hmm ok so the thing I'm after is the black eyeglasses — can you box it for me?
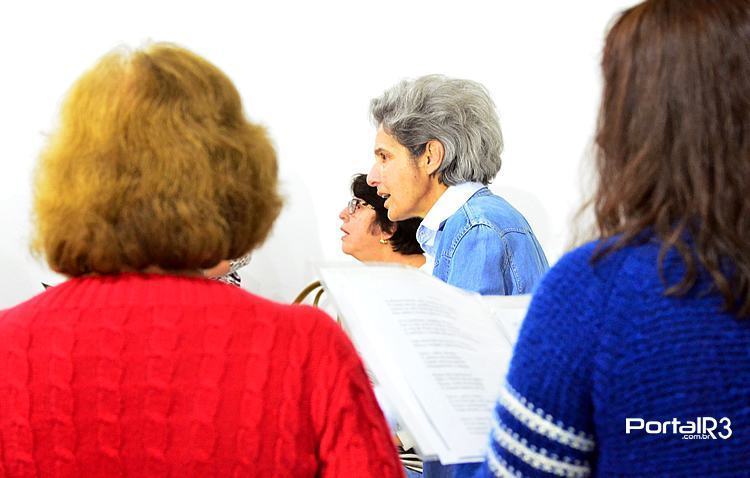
[347,198,376,215]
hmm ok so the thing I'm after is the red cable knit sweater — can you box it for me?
[0,274,403,477]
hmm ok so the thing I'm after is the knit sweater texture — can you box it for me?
[465,240,750,478]
[0,274,404,477]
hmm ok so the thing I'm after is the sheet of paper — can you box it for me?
[319,263,530,464]
[482,294,530,369]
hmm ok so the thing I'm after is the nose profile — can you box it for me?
[367,162,381,187]
[339,207,349,221]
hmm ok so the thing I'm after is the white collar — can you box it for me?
[417,182,484,252]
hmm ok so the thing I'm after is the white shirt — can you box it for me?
[416,182,485,259]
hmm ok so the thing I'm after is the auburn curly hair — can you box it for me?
[32,43,282,275]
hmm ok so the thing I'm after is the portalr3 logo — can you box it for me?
[625,417,732,440]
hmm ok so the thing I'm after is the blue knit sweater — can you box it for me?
[460,240,750,477]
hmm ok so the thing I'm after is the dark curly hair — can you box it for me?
[350,174,423,255]
[592,0,750,316]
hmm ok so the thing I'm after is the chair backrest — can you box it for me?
[293,280,325,307]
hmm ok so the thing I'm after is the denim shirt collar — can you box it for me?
[417,181,485,257]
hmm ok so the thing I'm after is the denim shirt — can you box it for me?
[416,187,550,477]
[426,187,549,296]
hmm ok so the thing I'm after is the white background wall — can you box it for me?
[0,0,635,308]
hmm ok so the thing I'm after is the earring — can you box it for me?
[379,237,389,245]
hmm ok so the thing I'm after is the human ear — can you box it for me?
[381,223,396,240]
[423,139,445,175]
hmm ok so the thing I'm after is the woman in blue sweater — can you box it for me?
[463,0,750,476]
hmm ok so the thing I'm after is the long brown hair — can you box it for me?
[593,0,750,316]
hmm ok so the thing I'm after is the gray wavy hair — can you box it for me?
[370,74,503,186]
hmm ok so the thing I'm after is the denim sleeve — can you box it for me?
[446,225,548,296]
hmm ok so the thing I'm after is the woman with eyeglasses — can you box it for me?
[337,173,428,476]
[339,173,426,269]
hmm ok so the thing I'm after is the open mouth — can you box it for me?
[378,192,391,207]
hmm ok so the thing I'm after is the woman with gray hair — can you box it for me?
[367,74,548,294]
[367,75,549,476]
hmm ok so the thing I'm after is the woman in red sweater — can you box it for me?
[0,43,403,478]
